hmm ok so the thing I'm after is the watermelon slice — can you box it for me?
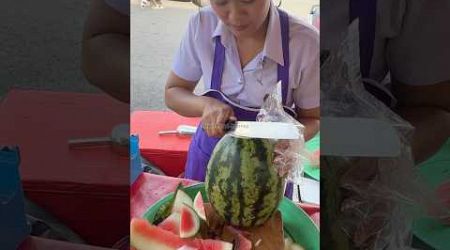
[153,201,173,225]
[193,192,207,221]
[199,239,233,250]
[180,203,201,238]
[131,218,232,250]
[177,246,199,250]
[130,218,186,250]
[172,188,193,214]
[158,212,181,235]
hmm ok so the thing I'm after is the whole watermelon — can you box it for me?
[205,134,284,228]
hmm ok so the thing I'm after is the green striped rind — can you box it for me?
[205,135,284,228]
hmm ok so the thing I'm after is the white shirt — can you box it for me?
[172,4,320,109]
[370,0,450,85]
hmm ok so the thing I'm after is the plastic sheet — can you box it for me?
[321,21,447,249]
[256,83,309,184]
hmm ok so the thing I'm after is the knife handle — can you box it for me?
[223,119,237,133]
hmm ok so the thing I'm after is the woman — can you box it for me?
[369,0,450,163]
[164,0,320,188]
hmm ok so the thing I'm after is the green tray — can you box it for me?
[413,138,450,250]
[304,133,320,180]
[143,183,320,250]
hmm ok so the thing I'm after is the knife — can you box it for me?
[67,124,129,156]
[159,125,197,136]
[321,117,401,157]
[224,120,300,140]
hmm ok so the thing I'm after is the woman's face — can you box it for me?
[210,0,271,38]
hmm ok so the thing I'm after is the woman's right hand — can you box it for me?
[201,97,235,138]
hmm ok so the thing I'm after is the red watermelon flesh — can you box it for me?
[131,218,233,250]
[310,212,321,228]
[131,218,187,250]
[193,192,207,221]
[199,239,233,250]
[180,204,200,238]
[176,246,199,250]
[158,212,181,235]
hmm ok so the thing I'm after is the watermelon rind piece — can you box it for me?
[131,218,233,250]
[177,246,199,250]
[172,189,194,214]
[153,201,173,225]
[193,191,207,221]
[154,183,186,224]
[180,203,201,239]
[200,239,233,250]
[158,212,181,235]
[130,218,185,250]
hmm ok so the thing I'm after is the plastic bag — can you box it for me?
[321,20,443,250]
[256,82,309,185]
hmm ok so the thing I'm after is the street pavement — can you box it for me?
[1,0,94,101]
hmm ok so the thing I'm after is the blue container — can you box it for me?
[0,146,30,249]
[130,135,143,184]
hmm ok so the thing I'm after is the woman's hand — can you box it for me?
[201,98,235,138]
[165,71,235,138]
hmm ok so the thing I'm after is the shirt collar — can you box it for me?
[262,3,284,66]
[212,20,232,49]
[211,3,284,66]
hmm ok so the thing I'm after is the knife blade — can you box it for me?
[321,117,401,157]
[224,120,300,140]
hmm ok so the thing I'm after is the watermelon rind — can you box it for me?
[130,218,184,250]
[180,203,200,238]
[153,201,173,225]
[158,212,181,235]
[173,189,193,214]
[205,136,284,227]
[153,183,185,224]
[193,191,207,221]
[177,246,198,250]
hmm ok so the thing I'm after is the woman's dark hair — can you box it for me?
[193,0,282,8]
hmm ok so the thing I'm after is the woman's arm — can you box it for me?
[165,71,208,117]
[296,107,320,142]
[81,0,130,103]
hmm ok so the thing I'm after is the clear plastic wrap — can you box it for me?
[321,21,446,249]
[256,83,309,185]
